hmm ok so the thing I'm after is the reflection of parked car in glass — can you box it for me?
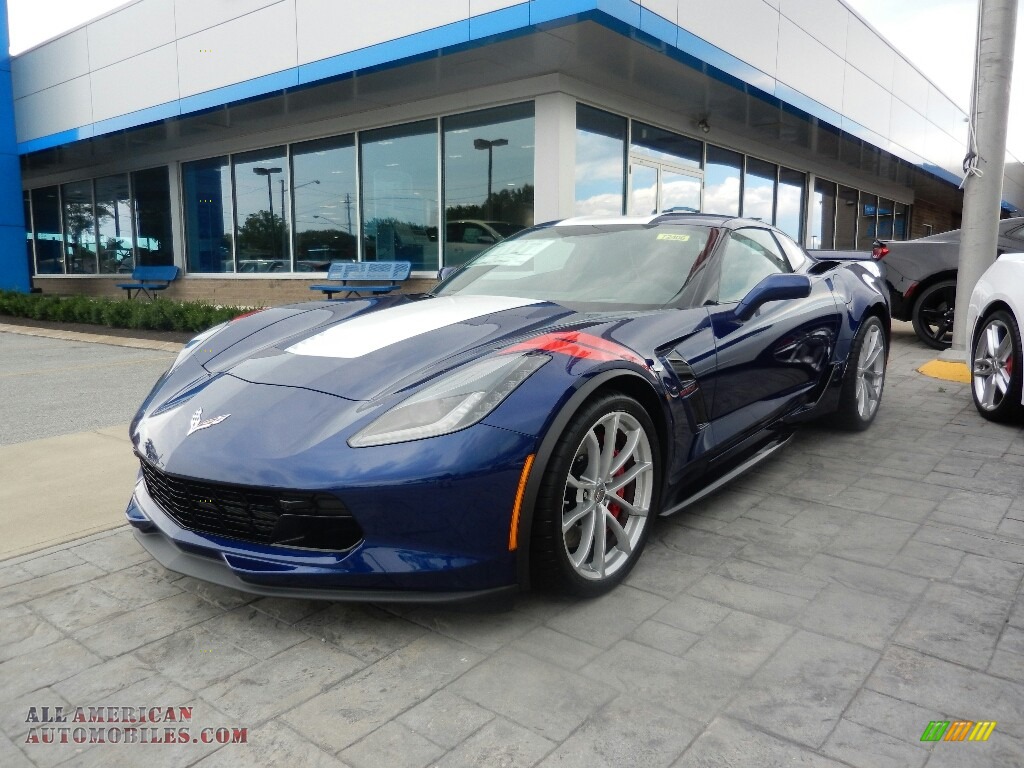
[446,220,524,265]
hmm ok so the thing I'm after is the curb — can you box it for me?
[0,322,183,352]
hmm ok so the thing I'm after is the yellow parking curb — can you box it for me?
[917,359,971,384]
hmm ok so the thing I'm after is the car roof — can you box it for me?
[551,212,774,231]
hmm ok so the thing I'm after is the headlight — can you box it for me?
[348,353,549,447]
[168,322,228,373]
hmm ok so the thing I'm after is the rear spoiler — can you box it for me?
[807,240,887,262]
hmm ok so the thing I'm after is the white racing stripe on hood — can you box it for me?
[286,295,543,358]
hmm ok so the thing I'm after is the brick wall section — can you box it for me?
[909,199,961,239]
[31,277,440,308]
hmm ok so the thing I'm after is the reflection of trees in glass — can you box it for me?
[238,210,284,253]
[64,200,108,274]
[446,184,534,225]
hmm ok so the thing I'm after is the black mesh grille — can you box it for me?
[140,459,362,551]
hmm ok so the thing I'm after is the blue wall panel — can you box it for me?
[0,0,28,291]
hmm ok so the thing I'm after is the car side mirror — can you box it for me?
[734,273,811,321]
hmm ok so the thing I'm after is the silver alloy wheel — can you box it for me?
[856,323,885,420]
[561,411,654,581]
[973,318,1014,411]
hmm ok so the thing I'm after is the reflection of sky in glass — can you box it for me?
[629,164,658,215]
[362,124,438,228]
[743,160,775,223]
[705,146,741,216]
[234,147,290,267]
[810,180,837,249]
[293,136,356,236]
[631,122,701,169]
[575,106,626,217]
[776,170,804,241]
[361,121,439,270]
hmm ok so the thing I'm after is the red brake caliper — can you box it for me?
[606,450,629,523]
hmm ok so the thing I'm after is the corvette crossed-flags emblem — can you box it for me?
[187,408,230,436]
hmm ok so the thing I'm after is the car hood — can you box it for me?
[205,294,582,401]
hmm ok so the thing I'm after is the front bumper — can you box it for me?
[126,423,536,601]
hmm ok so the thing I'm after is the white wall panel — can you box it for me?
[677,0,779,78]
[471,0,526,15]
[926,86,964,141]
[174,0,284,39]
[11,28,90,99]
[14,77,93,141]
[87,0,177,71]
[91,44,180,123]
[297,0,467,66]
[891,57,928,116]
[888,97,928,157]
[641,0,677,23]
[845,16,894,90]
[779,0,847,58]
[178,2,298,98]
[776,18,845,114]
[842,63,891,138]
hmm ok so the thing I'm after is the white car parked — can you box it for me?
[966,253,1024,421]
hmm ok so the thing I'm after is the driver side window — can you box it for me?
[717,228,790,303]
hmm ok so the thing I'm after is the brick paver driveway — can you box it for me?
[2,323,1023,767]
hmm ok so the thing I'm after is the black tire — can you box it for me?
[832,315,887,431]
[971,309,1023,423]
[912,279,956,350]
[530,393,660,597]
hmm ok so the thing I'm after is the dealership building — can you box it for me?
[1,0,1022,304]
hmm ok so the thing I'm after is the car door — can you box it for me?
[704,227,842,449]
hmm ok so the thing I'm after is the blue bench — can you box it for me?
[116,265,180,300]
[309,261,411,299]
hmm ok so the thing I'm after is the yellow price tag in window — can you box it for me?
[656,233,690,242]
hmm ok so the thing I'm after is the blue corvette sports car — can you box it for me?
[127,214,889,601]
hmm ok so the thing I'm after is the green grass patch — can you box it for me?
[0,291,251,334]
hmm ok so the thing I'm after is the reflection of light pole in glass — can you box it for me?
[473,138,507,219]
[253,166,282,258]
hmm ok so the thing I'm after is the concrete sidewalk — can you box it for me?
[1,327,175,557]
[1,322,1022,768]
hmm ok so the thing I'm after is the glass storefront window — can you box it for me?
[95,174,134,274]
[810,179,837,249]
[361,120,439,271]
[631,122,701,169]
[743,157,776,223]
[836,186,859,249]
[183,156,233,273]
[704,145,742,216]
[877,197,895,240]
[894,202,908,240]
[776,168,805,241]
[858,194,878,250]
[575,105,626,216]
[234,147,290,273]
[132,167,173,267]
[292,135,358,270]
[443,103,535,267]
[61,180,96,274]
[23,190,33,277]
[31,187,62,274]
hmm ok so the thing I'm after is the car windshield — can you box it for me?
[435,223,716,310]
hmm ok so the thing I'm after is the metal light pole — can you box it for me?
[950,0,1017,356]
[474,138,508,218]
[252,166,282,258]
